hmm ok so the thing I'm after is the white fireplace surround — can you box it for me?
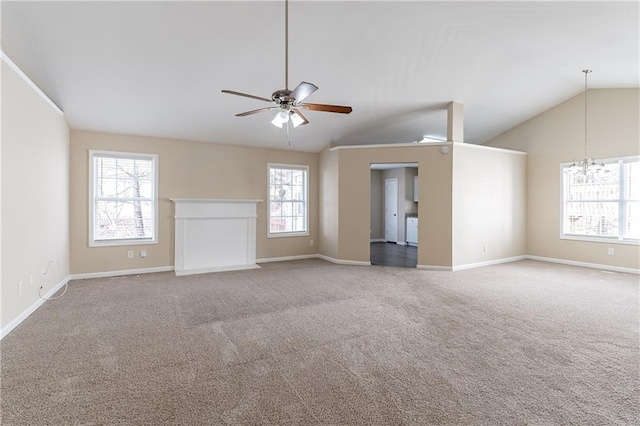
[170,198,262,276]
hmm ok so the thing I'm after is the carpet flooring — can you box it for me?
[1,259,638,425]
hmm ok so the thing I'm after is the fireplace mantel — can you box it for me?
[170,198,262,276]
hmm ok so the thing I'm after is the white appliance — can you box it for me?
[406,217,418,246]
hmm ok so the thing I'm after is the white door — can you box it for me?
[385,178,398,242]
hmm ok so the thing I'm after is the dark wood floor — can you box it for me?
[370,242,417,268]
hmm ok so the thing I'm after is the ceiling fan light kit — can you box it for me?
[221,0,352,136]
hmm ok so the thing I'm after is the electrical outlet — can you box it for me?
[483,245,488,252]
[310,239,314,246]
[18,281,23,296]
[607,248,615,256]
[127,250,134,259]
[140,249,147,258]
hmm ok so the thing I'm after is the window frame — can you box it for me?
[559,155,639,245]
[267,163,309,238]
[89,149,159,247]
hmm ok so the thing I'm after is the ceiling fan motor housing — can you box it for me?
[272,89,294,107]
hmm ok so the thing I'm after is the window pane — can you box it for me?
[566,165,619,201]
[282,202,293,216]
[625,202,640,239]
[270,216,290,233]
[565,201,618,237]
[138,179,153,199]
[270,201,282,216]
[97,177,117,198]
[292,184,303,200]
[625,162,640,200]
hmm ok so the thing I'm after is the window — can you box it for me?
[561,156,639,243]
[89,150,158,246]
[268,164,308,237]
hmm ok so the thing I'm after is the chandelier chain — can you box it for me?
[583,69,591,158]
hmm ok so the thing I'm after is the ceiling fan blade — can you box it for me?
[236,107,277,117]
[301,103,353,114]
[290,81,318,104]
[291,109,309,126]
[221,90,272,103]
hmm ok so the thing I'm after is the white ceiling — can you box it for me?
[2,1,638,153]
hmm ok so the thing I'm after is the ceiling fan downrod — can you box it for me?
[284,0,289,90]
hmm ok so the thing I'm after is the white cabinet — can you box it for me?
[406,217,418,246]
[413,176,419,202]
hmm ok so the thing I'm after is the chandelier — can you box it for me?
[569,70,607,175]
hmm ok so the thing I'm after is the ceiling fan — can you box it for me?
[221,0,352,129]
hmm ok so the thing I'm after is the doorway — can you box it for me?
[370,163,419,268]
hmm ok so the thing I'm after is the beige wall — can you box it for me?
[1,60,70,331]
[332,145,453,267]
[369,169,384,240]
[486,89,639,270]
[70,130,318,274]
[318,144,339,259]
[452,144,527,266]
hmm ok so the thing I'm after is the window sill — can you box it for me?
[560,235,639,246]
[89,239,158,248]
[268,232,309,239]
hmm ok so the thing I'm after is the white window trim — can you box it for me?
[559,155,639,245]
[267,163,309,238]
[89,150,159,247]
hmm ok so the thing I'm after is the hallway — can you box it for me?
[370,242,417,268]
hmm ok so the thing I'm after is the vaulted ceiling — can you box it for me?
[2,1,638,152]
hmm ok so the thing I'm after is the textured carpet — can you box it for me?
[1,259,638,425]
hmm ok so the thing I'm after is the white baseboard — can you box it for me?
[175,264,260,276]
[318,255,371,266]
[525,255,639,275]
[70,266,174,280]
[416,264,453,271]
[257,254,319,263]
[396,241,407,246]
[452,256,527,271]
[1,275,70,340]
[370,238,386,243]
